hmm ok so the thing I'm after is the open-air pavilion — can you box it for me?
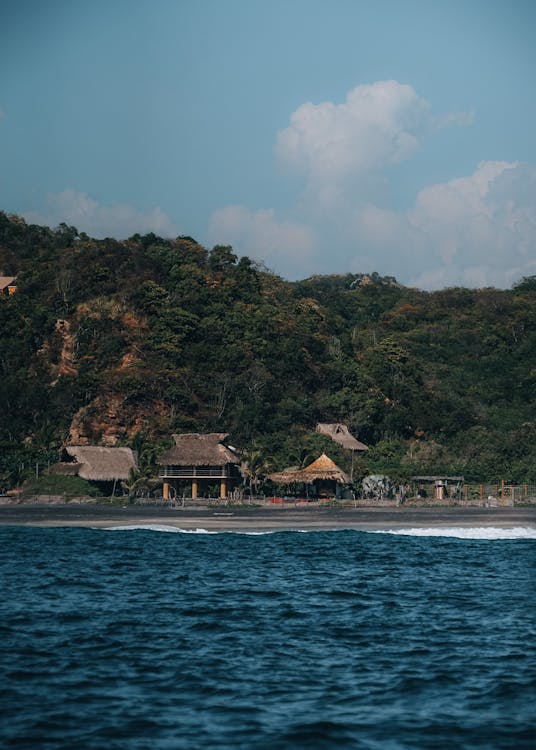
[268,452,351,499]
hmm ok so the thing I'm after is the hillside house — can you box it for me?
[316,423,368,451]
[0,276,17,295]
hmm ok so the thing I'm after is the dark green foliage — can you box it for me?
[1,211,536,486]
[22,474,102,498]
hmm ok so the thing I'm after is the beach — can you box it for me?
[1,503,535,532]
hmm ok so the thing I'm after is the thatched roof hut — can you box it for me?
[157,433,239,467]
[268,453,350,485]
[316,423,368,451]
[158,433,241,500]
[0,276,17,294]
[50,446,137,481]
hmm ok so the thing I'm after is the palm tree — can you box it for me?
[242,448,272,497]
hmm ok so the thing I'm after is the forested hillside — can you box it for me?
[1,211,535,487]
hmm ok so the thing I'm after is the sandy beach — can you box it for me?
[0,503,535,532]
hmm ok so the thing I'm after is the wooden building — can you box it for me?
[50,445,137,494]
[268,452,350,498]
[0,276,17,295]
[158,433,241,500]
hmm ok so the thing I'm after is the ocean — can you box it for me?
[1,525,535,749]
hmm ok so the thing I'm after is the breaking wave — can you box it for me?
[101,524,536,540]
[377,526,536,540]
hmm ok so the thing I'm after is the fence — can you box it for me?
[11,484,536,508]
[463,484,536,505]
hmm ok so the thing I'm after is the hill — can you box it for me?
[1,211,536,487]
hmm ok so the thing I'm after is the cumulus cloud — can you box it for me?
[24,189,178,238]
[343,161,536,289]
[208,81,534,289]
[275,80,469,184]
[408,161,536,288]
[208,205,316,277]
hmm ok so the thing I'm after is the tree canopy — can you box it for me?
[1,211,535,488]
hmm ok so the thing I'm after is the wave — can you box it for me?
[102,524,276,535]
[375,526,536,540]
[100,524,536,540]
[103,525,217,534]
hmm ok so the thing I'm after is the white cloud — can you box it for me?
[24,189,178,238]
[208,205,316,277]
[207,81,534,290]
[344,161,536,289]
[408,161,536,288]
[275,81,470,185]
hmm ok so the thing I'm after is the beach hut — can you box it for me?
[158,433,241,500]
[50,445,137,495]
[268,453,350,498]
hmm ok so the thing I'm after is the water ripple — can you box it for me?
[0,527,534,749]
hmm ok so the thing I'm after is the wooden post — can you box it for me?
[163,482,170,501]
[220,479,227,499]
[192,479,198,499]
[501,479,505,507]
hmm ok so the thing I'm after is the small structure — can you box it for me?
[268,453,350,498]
[50,445,137,494]
[0,276,17,295]
[411,475,464,500]
[158,433,241,500]
[316,423,368,451]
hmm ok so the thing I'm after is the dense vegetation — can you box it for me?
[1,211,536,488]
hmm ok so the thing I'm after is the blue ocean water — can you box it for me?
[1,526,535,750]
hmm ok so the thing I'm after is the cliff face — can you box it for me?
[51,319,78,382]
[66,394,173,446]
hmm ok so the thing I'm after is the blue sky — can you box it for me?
[1,0,535,289]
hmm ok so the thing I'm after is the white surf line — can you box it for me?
[374,526,536,540]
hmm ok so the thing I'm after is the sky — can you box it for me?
[1,0,535,289]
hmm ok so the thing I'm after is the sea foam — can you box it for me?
[101,524,536,540]
[103,524,218,534]
[102,525,277,535]
[376,526,536,540]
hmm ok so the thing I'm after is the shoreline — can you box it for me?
[1,504,535,532]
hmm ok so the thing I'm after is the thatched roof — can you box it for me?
[316,423,368,451]
[50,446,137,481]
[268,453,350,485]
[158,433,239,466]
[0,276,16,291]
